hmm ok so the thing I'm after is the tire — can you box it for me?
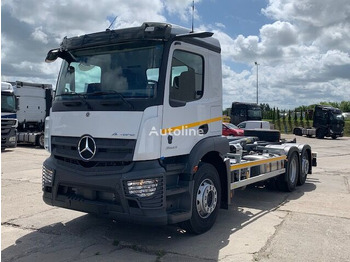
[180,163,221,234]
[331,135,337,139]
[316,128,324,139]
[298,150,309,186]
[293,128,302,136]
[36,134,45,148]
[244,129,280,142]
[277,151,299,192]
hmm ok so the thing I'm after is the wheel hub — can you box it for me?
[196,179,217,218]
[289,158,297,183]
[302,156,309,176]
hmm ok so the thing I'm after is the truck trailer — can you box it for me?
[293,105,344,139]
[12,81,53,147]
[1,82,18,150]
[43,22,317,234]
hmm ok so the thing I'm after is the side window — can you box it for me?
[169,50,203,106]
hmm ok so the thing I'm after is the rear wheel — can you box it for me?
[298,150,309,186]
[36,134,45,148]
[277,151,299,192]
[180,163,221,234]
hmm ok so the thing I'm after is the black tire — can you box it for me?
[36,134,45,148]
[244,129,280,142]
[316,128,324,139]
[180,163,221,234]
[293,128,302,136]
[277,151,299,192]
[331,135,337,139]
[298,150,309,186]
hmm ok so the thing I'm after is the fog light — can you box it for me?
[9,136,16,142]
[127,178,159,197]
[42,165,54,190]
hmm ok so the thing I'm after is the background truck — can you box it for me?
[230,102,262,125]
[42,22,316,234]
[293,105,344,139]
[1,82,18,150]
[10,81,53,147]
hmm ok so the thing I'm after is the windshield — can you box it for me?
[1,93,16,113]
[247,108,262,118]
[55,42,164,104]
[330,113,344,121]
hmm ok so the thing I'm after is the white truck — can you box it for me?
[1,82,18,150]
[43,22,317,234]
[11,81,53,147]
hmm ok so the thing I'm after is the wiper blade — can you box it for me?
[89,91,134,109]
[58,92,93,110]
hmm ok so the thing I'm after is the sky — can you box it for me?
[1,0,350,110]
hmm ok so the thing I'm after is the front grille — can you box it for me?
[1,119,17,135]
[51,136,136,168]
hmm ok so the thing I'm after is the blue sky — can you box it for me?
[2,0,350,109]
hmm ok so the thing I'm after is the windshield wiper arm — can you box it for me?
[58,92,93,110]
[89,91,134,109]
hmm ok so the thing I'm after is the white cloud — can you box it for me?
[2,0,350,109]
[31,27,48,44]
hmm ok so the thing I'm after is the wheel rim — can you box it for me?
[196,178,217,219]
[289,157,297,183]
[302,155,309,178]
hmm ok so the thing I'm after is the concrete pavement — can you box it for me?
[1,136,350,261]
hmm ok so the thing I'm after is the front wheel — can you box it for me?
[180,163,221,234]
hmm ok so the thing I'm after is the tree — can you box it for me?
[288,110,292,122]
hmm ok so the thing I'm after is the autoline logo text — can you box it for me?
[149,126,205,136]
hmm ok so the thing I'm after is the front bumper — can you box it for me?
[42,156,169,225]
[1,128,17,148]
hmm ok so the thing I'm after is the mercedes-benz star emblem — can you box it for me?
[78,135,96,161]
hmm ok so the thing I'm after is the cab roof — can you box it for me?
[59,22,220,53]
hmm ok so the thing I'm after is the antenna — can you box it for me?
[106,15,118,31]
[191,0,194,33]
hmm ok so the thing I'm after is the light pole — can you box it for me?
[255,62,259,104]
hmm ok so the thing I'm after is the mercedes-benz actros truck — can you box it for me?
[1,82,18,150]
[42,22,316,234]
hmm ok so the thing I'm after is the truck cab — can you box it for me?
[43,22,226,230]
[230,102,262,125]
[1,82,18,149]
[313,105,344,139]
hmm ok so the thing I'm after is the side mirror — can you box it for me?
[45,49,59,63]
[15,97,19,110]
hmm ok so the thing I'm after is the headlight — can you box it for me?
[42,165,54,190]
[126,178,159,197]
[9,136,16,142]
